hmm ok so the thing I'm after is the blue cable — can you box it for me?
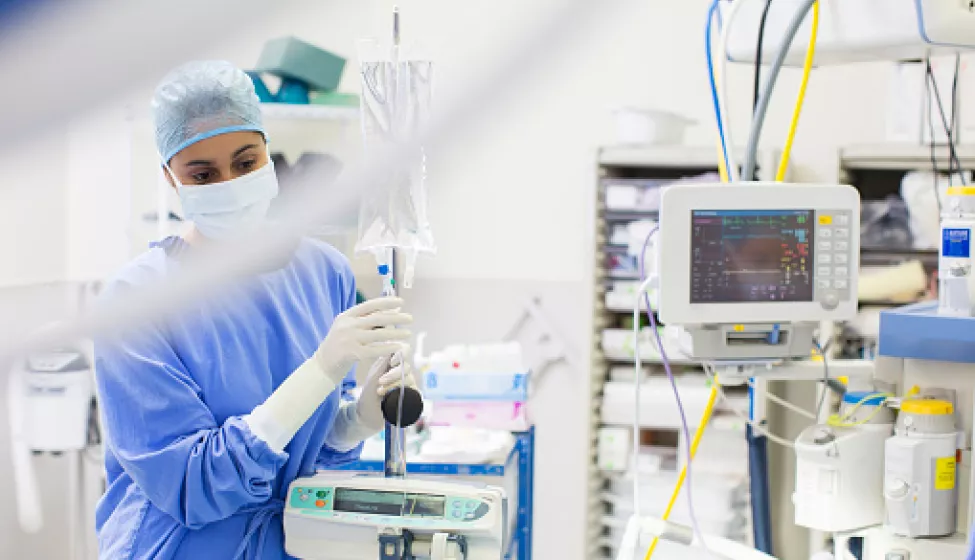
[706,0,732,175]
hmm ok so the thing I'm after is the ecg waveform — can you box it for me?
[690,210,814,303]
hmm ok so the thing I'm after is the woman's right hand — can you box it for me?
[313,297,413,384]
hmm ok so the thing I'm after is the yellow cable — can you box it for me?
[827,392,894,428]
[775,1,819,182]
[643,383,720,559]
[716,140,729,183]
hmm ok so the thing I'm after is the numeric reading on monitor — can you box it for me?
[690,210,815,303]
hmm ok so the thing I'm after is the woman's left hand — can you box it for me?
[356,353,418,431]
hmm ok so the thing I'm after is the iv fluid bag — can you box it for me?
[355,40,435,288]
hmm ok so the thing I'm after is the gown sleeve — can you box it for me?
[95,322,288,529]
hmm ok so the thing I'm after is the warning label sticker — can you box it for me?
[935,457,956,491]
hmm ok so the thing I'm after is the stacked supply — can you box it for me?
[246,36,357,107]
[416,341,530,431]
[600,417,751,560]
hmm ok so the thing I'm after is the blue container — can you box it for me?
[879,302,975,364]
[843,391,886,406]
[256,36,346,92]
[245,72,274,103]
[275,78,310,104]
[421,371,530,402]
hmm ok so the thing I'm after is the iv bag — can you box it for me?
[355,39,435,288]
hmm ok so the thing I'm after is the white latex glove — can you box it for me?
[322,354,418,452]
[357,354,418,431]
[245,297,411,453]
[313,297,412,385]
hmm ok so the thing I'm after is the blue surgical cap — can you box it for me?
[152,60,265,163]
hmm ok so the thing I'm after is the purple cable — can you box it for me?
[639,226,709,552]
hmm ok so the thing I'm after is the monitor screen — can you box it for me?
[690,210,814,303]
[333,488,446,518]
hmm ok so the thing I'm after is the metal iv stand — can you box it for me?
[382,245,406,479]
[383,5,406,481]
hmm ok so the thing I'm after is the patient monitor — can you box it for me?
[657,183,861,360]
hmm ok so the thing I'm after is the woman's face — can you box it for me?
[166,130,268,188]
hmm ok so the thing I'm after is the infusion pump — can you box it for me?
[656,182,861,360]
[284,474,506,560]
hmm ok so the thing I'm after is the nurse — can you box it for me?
[95,60,413,559]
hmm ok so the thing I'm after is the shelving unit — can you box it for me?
[839,143,975,172]
[588,146,778,559]
[260,102,359,121]
[838,143,975,357]
[839,142,975,206]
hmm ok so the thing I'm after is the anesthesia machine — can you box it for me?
[619,182,975,559]
[623,0,975,557]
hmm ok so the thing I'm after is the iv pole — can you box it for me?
[382,5,409,480]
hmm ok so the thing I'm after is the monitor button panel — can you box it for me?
[815,210,855,309]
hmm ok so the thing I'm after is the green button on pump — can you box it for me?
[316,490,327,498]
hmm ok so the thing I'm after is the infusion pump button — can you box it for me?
[821,294,839,310]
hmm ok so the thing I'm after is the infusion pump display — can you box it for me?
[656,183,861,326]
[287,484,492,523]
[333,488,445,517]
[690,209,853,305]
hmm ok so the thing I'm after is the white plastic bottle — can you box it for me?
[939,187,975,316]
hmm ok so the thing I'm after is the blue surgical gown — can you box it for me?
[95,236,362,560]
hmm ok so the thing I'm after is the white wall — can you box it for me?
[0,130,68,286]
[0,0,915,558]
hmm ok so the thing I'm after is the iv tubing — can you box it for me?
[775,1,819,181]
[636,227,710,559]
[751,381,816,420]
[703,364,796,449]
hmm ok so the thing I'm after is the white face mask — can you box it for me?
[165,157,279,240]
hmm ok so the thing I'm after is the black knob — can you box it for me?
[381,386,424,427]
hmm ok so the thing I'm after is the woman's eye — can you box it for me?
[191,172,211,183]
[236,159,256,172]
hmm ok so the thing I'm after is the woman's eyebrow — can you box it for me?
[184,159,213,167]
[232,144,260,159]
